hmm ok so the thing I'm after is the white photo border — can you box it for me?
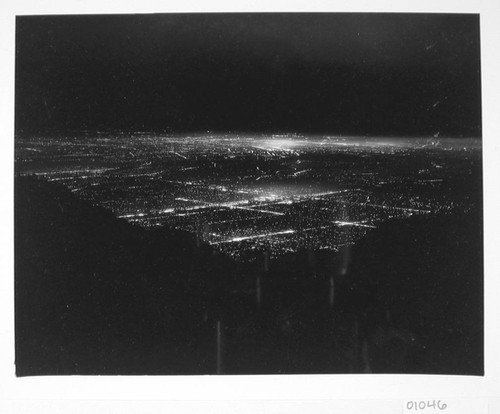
[1,0,499,412]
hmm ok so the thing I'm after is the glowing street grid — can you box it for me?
[15,134,481,260]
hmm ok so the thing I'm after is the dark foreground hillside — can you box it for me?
[15,176,237,375]
[343,209,483,375]
[15,176,483,375]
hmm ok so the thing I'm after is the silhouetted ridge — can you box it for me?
[15,176,236,375]
[341,209,483,374]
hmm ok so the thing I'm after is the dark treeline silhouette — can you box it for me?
[15,176,483,375]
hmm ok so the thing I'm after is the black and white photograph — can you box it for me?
[14,12,483,377]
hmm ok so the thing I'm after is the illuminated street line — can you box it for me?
[211,225,335,245]
[332,220,376,228]
[230,206,284,216]
[310,189,361,198]
[292,169,311,176]
[174,197,284,215]
[47,177,69,181]
[124,172,162,178]
[339,201,431,214]
[170,151,187,159]
[211,229,296,245]
[118,212,147,218]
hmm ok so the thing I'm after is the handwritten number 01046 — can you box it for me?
[406,400,447,410]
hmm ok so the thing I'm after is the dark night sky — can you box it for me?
[15,13,481,137]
